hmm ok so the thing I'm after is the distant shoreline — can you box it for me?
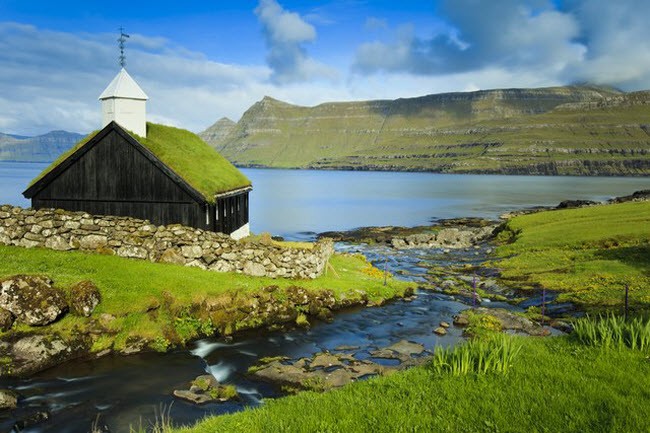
[233,163,650,178]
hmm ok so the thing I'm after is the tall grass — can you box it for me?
[430,334,522,376]
[572,314,650,352]
[129,403,174,433]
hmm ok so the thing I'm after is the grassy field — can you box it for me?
[0,245,412,352]
[492,201,650,311]
[170,327,650,433]
[144,201,650,433]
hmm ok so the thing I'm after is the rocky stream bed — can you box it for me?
[0,209,599,432]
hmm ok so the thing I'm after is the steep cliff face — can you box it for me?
[200,85,650,176]
[0,130,84,162]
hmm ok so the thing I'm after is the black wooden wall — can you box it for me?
[31,128,248,234]
[215,192,249,234]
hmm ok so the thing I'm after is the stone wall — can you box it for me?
[0,205,333,279]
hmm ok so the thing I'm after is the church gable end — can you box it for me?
[23,63,250,236]
[27,123,210,228]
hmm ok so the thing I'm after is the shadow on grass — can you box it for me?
[594,244,650,275]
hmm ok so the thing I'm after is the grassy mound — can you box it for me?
[0,245,412,354]
[492,201,650,311]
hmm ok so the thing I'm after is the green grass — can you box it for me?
[171,333,650,433]
[0,245,412,351]
[572,314,650,351]
[431,334,522,376]
[135,123,250,199]
[492,201,650,311]
[28,122,251,200]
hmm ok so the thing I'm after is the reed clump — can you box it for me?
[430,334,522,376]
[572,314,650,352]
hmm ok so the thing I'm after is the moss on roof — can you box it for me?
[135,123,251,200]
[27,122,251,203]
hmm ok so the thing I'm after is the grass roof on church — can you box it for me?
[28,122,251,202]
[136,123,251,200]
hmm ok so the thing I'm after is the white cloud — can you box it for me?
[353,0,585,76]
[254,0,337,84]
[3,0,650,137]
[0,22,271,135]
[352,0,650,91]
[560,0,650,89]
[256,0,315,43]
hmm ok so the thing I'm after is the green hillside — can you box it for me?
[201,85,650,176]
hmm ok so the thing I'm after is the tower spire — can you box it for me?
[118,27,130,68]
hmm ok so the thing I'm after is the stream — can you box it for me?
[1,164,647,432]
[0,242,510,433]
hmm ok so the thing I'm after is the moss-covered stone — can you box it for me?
[68,280,101,317]
[0,275,67,326]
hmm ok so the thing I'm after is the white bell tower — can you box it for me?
[98,68,148,137]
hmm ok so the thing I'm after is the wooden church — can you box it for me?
[23,68,252,239]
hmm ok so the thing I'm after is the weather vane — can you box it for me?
[118,27,130,68]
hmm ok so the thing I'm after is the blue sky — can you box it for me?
[1,0,649,136]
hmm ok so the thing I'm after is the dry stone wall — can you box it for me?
[0,205,333,279]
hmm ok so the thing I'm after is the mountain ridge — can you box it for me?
[0,130,84,162]
[201,85,650,176]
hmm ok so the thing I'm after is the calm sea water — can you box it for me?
[1,162,649,237]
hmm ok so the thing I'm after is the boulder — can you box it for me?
[221,252,238,261]
[69,280,101,317]
[11,335,73,376]
[209,260,234,272]
[0,275,67,326]
[453,314,470,327]
[0,308,14,331]
[433,327,447,336]
[173,374,238,404]
[0,389,18,409]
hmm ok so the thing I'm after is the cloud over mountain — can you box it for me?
[353,0,650,90]
[255,0,337,84]
[1,0,649,136]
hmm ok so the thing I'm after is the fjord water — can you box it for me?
[3,162,649,238]
[1,161,650,432]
